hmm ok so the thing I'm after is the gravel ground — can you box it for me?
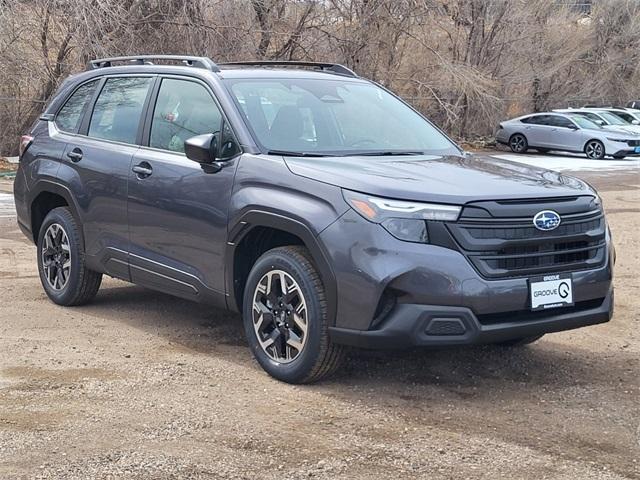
[0,167,638,479]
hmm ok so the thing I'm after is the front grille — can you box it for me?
[627,139,640,147]
[446,201,607,279]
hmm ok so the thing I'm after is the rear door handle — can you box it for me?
[67,148,83,162]
[132,162,153,178]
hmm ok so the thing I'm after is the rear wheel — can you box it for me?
[509,133,528,153]
[37,207,102,306]
[242,246,344,384]
[496,335,544,347]
[584,140,605,159]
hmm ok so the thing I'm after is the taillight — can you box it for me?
[19,135,33,158]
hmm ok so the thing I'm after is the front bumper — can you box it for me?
[319,210,614,348]
[330,289,613,348]
[611,148,640,157]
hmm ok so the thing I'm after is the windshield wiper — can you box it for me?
[268,149,328,157]
[352,151,424,156]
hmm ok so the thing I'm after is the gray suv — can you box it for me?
[14,56,614,383]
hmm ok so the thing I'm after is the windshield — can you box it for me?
[570,115,601,129]
[225,78,458,156]
[595,111,626,125]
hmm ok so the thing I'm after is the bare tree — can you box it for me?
[1,0,639,155]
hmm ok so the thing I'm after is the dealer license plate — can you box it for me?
[634,146,640,153]
[529,274,573,311]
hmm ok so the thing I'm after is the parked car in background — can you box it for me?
[589,107,640,125]
[496,112,640,159]
[627,100,640,109]
[554,108,640,135]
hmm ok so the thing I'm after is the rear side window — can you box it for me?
[88,77,152,144]
[521,116,541,124]
[549,116,574,128]
[55,79,99,133]
[149,78,223,153]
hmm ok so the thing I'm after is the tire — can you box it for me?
[242,246,344,384]
[584,140,605,159]
[509,133,528,153]
[36,207,102,306]
[496,334,544,347]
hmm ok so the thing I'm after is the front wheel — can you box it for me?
[509,133,528,153]
[37,207,102,306]
[242,246,344,384]
[584,140,605,159]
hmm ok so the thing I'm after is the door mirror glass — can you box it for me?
[185,133,218,164]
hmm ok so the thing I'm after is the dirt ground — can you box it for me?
[0,168,638,480]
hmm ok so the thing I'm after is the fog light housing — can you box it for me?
[382,218,428,243]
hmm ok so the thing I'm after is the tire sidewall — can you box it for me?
[36,208,83,305]
[242,250,325,383]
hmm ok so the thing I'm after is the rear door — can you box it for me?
[126,76,241,304]
[547,115,582,151]
[60,75,154,279]
[520,115,552,147]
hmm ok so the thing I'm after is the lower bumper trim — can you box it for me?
[330,289,613,349]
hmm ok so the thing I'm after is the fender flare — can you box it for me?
[225,209,337,324]
[28,180,83,242]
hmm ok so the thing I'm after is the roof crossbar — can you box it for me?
[88,55,220,72]
[219,61,357,77]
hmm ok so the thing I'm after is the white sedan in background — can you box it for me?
[554,108,640,135]
[496,112,640,159]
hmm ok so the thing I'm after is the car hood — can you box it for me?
[284,154,592,204]
[601,124,640,135]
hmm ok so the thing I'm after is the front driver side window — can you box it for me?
[150,78,223,153]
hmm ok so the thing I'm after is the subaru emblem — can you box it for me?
[533,210,561,231]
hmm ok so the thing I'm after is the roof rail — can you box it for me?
[219,61,357,77]
[88,55,220,72]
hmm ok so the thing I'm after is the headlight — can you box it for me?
[606,137,628,142]
[342,190,461,243]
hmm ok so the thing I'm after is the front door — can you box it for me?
[127,77,239,305]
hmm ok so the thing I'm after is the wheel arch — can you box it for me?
[29,181,82,244]
[226,210,337,324]
[583,138,605,151]
[509,131,528,142]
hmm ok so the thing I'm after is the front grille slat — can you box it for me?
[447,204,607,279]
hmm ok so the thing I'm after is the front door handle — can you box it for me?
[67,148,83,162]
[132,162,153,178]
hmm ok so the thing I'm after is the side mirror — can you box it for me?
[595,119,605,126]
[184,133,219,164]
[632,120,639,125]
[568,124,578,130]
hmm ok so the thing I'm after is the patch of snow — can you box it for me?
[491,153,640,172]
